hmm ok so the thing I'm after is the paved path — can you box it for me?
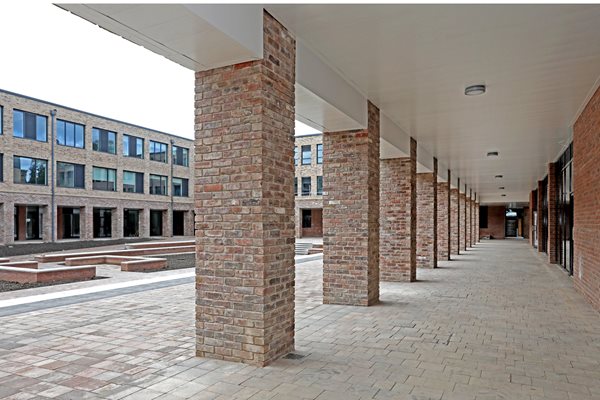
[0,241,599,399]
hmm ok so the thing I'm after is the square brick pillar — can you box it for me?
[324,102,380,304]
[417,172,436,268]
[459,192,466,251]
[528,191,535,246]
[437,181,449,261]
[468,191,473,247]
[537,180,544,253]
[1,201,14,245]
[450,188,459,255]
[475,198,480,243]
[547,162,559,264]
[194,11,296,366]
[380,138,417,282]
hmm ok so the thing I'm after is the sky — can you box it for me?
[0,2,319,139]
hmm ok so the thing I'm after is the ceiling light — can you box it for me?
[495,175,503,179]
[487,151,499,158]
[498,186,505,190]
[501,194,507,197]
[465,84,486,96]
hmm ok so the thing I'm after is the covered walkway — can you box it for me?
[0,241,599,399]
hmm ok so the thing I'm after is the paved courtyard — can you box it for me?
[0,240,599,399]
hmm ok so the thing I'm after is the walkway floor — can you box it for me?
[1,241,599,400]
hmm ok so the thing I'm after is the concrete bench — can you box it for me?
[0,258,9,264]
[0,261,39,269]
[36,245,195,263]
[125,240,194,249]
[64,255,167,272]
[0,266,96,284]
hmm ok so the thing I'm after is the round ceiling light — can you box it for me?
[487,151,499,158]
[498,186,505,190]
[465,84,486,96]
[501,194,507,197]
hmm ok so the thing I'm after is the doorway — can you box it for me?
[59,207,80,239]
[93,208,112,238]
[301,208,323,237]
[173,211,185,236]
[124,209,141,237]
[150,210,163,236]
[14,205,42,241]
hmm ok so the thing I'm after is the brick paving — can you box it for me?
[1,240,600,399]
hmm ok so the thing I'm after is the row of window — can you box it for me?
[294,144,323,166]
[0,108,190,166]
[294,176,323,196]
[5,155,188,196]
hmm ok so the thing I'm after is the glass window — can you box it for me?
[150,174,168,195]
[172,177,189,197]
[57,120,85,148]
[123,134,144,158]
[13,156,47,185]
[123,171,144,193]
[92,128,117,154]
[317,144,323,164]
[301,145,311,165]
[302,209,312,228]
[294,147,299,166]
[172,145,189,167]
[149,141,168,163]
[0,154,3,182]
[294,177,298,196]
[301,176,311,196]
[317,176,323,195]
[0,106,3,134]
[57,162,84,188]
[92,166,116,191]
[13,110,47,142]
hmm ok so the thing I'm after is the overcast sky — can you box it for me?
[0,2,319,139]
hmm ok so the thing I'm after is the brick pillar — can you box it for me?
[112,205,124,239]
[459,192,466,251]
[537,180,544,253]
[548,163,559,264]
[475,196,480,243]
[529,191,534,246]
[194,11,295,366]
[417,173,436,268]
[468,190,473,247]
[1,201,14,245]
[447,170,452,260]
[42,205,52,243]
[324,101,380,304]
[437,181,449,261]
[450,187,459,255]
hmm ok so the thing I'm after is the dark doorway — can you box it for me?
[124,209,141,237]
[540,177,548,253]
[173,211,185,236]
[14,206,42,241]
[150,210,163,236]
[301,208,323,237]
[93,208,112,238]
[60,207,80,239]
[557,143,574,275]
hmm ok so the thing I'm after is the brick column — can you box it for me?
[112,205,124,239]
[1,201,14,244]
[469,190,473,247]
[475,194,480,243]
[450,187,459,255]
[324,102,380,304]
[194,11,295,366]
[417,172,436,268]
[437,181,449,261]
[548,163,559,263]
[537,180,544,253]
[459,192,466,251]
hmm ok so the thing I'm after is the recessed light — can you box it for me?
[498,186,505,190]
[501,194,507,197]
[465,84,486,96]
[487,151,499,158]
[495,175,503,179]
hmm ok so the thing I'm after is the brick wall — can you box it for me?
[323,101,380,305]
[417,173,436,268]
[194,11,296,366]
[537,180,544,253]
[437,182,449,260]
[573,85,600,311]
[480,206,505,239]
[547,163,559,264]
[450,188,459,255]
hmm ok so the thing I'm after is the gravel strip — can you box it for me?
[0,276,108,293]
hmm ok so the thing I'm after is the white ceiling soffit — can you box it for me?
[57,4,263,70]
[266,4,600,204]
[380,138,408,160]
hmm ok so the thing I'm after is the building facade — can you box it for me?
[294,134,323,238]
[0,89,194,245]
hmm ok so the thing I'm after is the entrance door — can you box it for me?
[124,209,140,237]
[62,207,81,239]
[93,208,112,238]
[25,206,41,240]
[173,211,185,236]
[150,210,163,236]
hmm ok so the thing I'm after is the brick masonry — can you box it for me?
[323,101,380,305]
[450,188,459,255]
[294,134,323,238]
[379,139,417,282]
[460,192,467,251]
[417,172,436,268]
[481,206,506,239]
[437,181,449,261]
[537,180,544,253]
[573,85,600,311]
[547,162,559,264]
[529,190,536,247]
[194,11,296,366]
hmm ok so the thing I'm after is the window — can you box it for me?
[317,176,323,195]
[92,128,116,154]
[123,134,144,158]
[301,177,311,196]
[172,177,189,197]
[479,206,488,229]
[317,144,323,164]
[13,110,47,142]
[123,171,144,193]
[57,120,84,148]
[13,156,47,185]
[92,167,116,191]
[172,145,189,167]
[149,141,168,163]
[302,209,312,228]
[294,147,299,166]
[301,145,311,165]
[57,162,85,188]
[150,174,168,195]
[0,106,3,134]
[294,177,298,196]
[0,154,3,181]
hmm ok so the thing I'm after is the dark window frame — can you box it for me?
[317,144,323,164]
[57,161,85,189]
[13,156,48,185]
[149,174,168,195]
[172,145,189,167]
[149,140,168,163]
[92,166,117,191]
[12,109,48,142]
[123,170,144,194]
[172,177,189,197]
[317,175,323,195]
[301,176,311,196]
[122,134,144,158]
[301,145,311,165]
[92,128,117,154]
[56,119,85,149]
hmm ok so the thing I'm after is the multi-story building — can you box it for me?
[294,134,323,238]
[0,89,194,245]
